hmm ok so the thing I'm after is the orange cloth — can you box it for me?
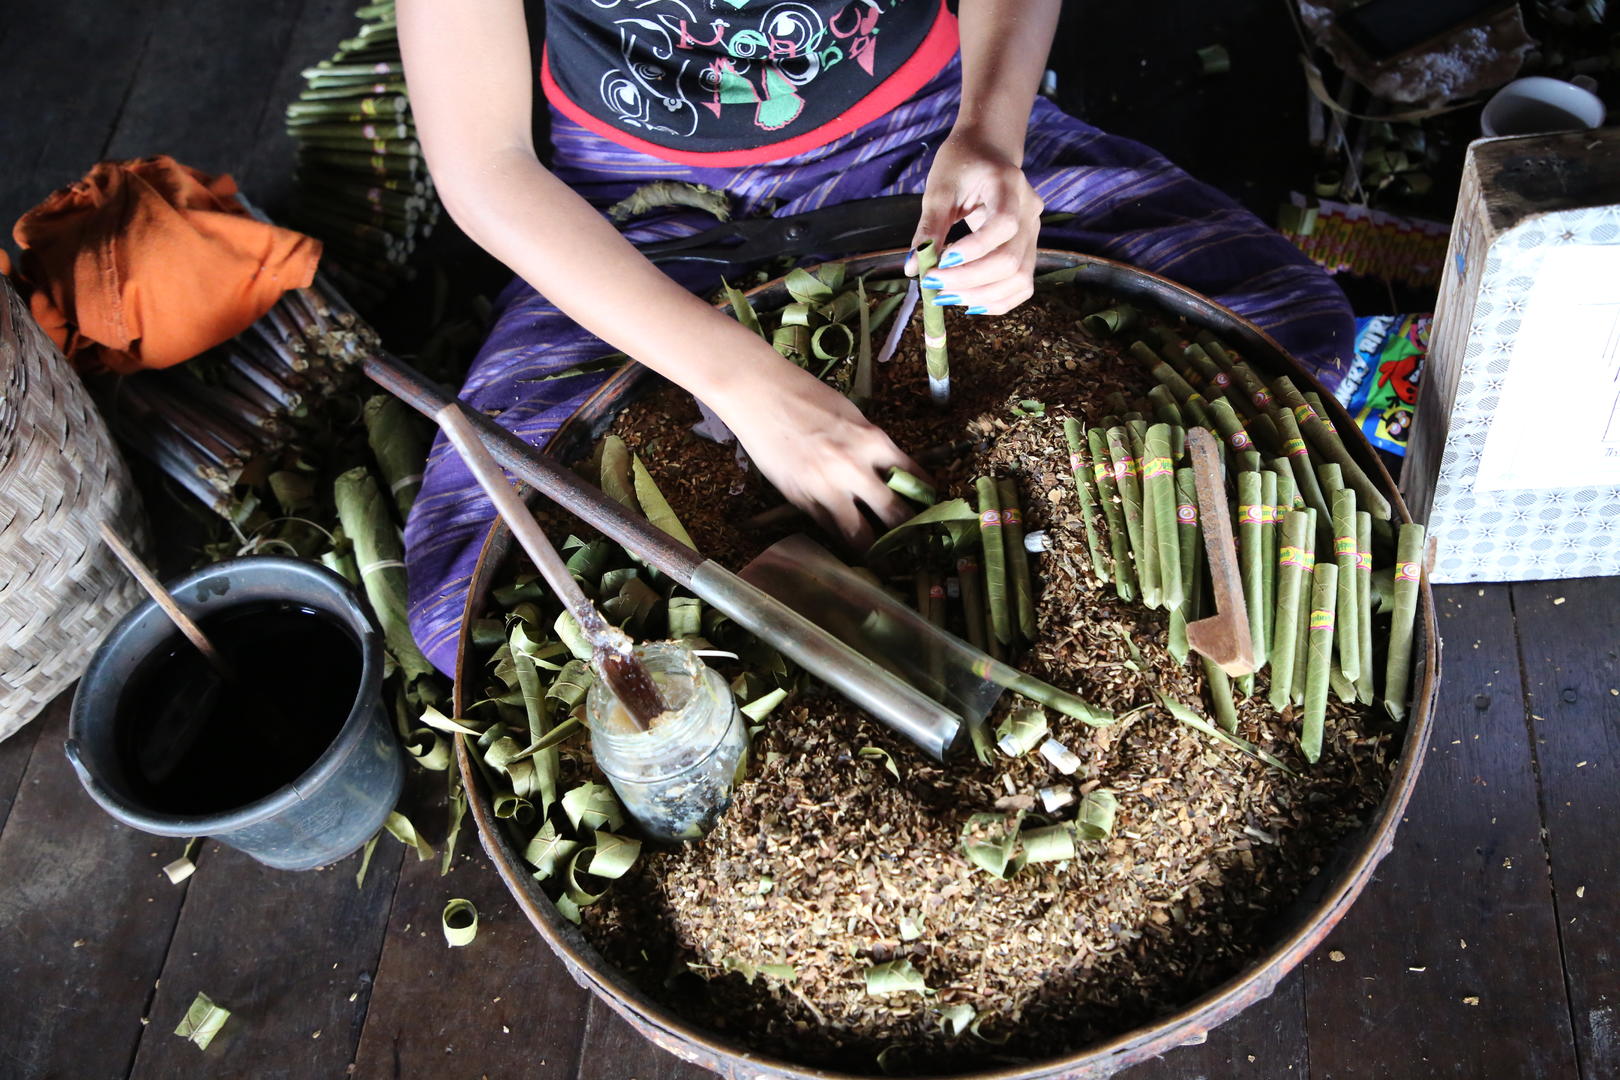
[10,155,321,374]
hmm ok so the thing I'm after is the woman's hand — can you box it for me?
[707,352,923,551]
[905,129,1044,316]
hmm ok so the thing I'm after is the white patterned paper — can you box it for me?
[1427,205,1620,583]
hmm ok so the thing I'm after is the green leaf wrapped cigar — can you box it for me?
[1272,460,1302,511]
[1089,427,1136,602]
[1145,359,1215,428]
[299,79,408,102]
[1271,403,1333,530]
[1317,461,1344,499]
[1238,449,1263,475]
[913,240,950,405]
[1331,488,1361,687]
[1355,510,1375,705]
[335,466,437,688]
[1273,376,1391,519]
[1082,302,1138,336]
[1062,419,1109,581]
[1260,468,1279,666]
[303,61,406,80]
[1110,426,1158,608]
[363,394,432,520]
[287,94,407,119]
[975,476,1012,646]
[997,478,1039,642]
[1208,396,1256,457]
[1145,424,1182,610]
[1169,467,1200,663]
[295,133,420,156]
[1384,522,1425,721]
[886,467,936,506]
[1289,509,1319,707]
[1147,385,1184,428]
[1267,509,1312,711]
[956,555,988,651]
[297,146,420,179]
[1236,471,1268,672]
[1302,562,1339,762]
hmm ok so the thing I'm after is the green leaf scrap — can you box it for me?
[174,992,231,1051]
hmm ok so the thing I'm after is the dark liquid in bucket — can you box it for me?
[117,603,361,815]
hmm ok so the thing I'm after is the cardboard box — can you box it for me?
[1402,128,1620,583]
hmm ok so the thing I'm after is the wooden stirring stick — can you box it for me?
[98,521,232,678]
[1184,428,1256,676]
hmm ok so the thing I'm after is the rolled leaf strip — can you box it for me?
[1236,471,1268,672]
[1384,522,1426,721]
[1331,488,1361,686]
[1267,510,1312,711]
[1302,562,1339,763]
[1075,789,1119,841]
[1088,427,1136,602]
[914,240,950,404]
[1273,376,1391,519]
[1144,424,1182,611]
[1082,303,1138,336]
[1062,419,1109,580]
[442,898,479,947]
[997,478,1039,642]
[975,477,1012,645]
[1354,510,1376,705]
[886,466,936,507]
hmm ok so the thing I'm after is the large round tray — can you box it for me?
[450,249,1440,1080]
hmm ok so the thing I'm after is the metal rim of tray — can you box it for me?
[450,249,1441,1080]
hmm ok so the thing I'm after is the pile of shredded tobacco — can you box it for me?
[560,285,1397,1074]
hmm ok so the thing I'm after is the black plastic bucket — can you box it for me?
[66,556,402,871]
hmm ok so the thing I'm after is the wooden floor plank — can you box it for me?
[124,839,405,1080]
[348,829,593,1078]
[0,0,159,232]
[576,997,718,1080]
[1117,972,1309,1080]
[1513,578,1620,1080]
[0,699,48,835]
[0,705,193,1079]
[1301,584,1580,1079]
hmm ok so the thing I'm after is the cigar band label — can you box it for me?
[929,584,946,600]
[1237,504,1264,525]
[361,123,379,138]
[1177,503,1198,525]
[372,61,391,74]
[1335,535,1357,555]
[371,83,388,94]
[924,331,948,350]
[1001,507,1022,526]
[1253,390,1272,408]
[1069,452,1083,473]
[1284,437,1308,457]
[1093,462,1110,482]
[1294,403,1319,424]
[369,155,387,169]
[980,510,1003,527]
[370,139,389,153]
[1309,609,1334,631]
[1396,561,1420,582]
[1279,545,1309,567]
[1356,551,1373,571]
[1113,458,1136,480]
[360,99,379,116]
[1213,371,1232,388]
[1230,430,1252,450]
[1188,392,1208,408]
[1143,457,1173,480]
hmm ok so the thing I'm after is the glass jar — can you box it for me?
[583,641,746,842]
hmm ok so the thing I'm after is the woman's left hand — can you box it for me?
[905,129,1044,316]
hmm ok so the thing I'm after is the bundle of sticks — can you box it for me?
[88,277,378,519]
[287,0,438,302]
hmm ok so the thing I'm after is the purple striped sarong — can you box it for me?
[404,58,1354,673]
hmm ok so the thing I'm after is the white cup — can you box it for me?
[1481,76,1606,137]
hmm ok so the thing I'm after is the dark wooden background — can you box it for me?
[1,2,1616,1078]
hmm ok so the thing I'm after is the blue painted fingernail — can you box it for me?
[921,274,944,289]
[966,305,988,315]
[932,293,961,306]
[940,250,965,268]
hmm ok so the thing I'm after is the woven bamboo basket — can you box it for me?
[0,274,149,741]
